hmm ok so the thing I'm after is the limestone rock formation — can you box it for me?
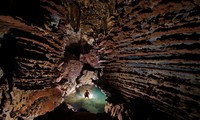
[97,1,200,120]
[0,0,200,120]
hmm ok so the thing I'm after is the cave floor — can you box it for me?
[34,103,117,120]
[64,85,107,114]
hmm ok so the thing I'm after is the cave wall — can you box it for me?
[97,0,200,120]
[0,0,109,119]
[0,0,200,120]
[0,0,83,119]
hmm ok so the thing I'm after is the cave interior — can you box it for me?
[0,0,200,120]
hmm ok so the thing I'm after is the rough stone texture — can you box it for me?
[34,103,117,120]
[97,1,200,120]
[7,87,63,119]
[77,70,98,86]
[0,0,200,120]
[105,102,131,120]
[0,0,105,119]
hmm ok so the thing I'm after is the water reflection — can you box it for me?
[65,85,107,114]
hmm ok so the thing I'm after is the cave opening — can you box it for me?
[64,84,107,114]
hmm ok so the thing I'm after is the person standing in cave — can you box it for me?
[84,90,90,99]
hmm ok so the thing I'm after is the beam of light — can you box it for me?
[89,93,94,99]
[83,92,94,99]
[65,85,107,114]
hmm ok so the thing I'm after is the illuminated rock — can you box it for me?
[0,0,199,120]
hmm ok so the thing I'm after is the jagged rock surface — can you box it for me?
[0,0,200,120]
[97,1,200,120]
[0,0,101,119]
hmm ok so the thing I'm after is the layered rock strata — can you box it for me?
[0,0,102,119]
[97,0,200,120]
[0,0,200,120]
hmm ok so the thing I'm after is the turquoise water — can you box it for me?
[65,85,107,114]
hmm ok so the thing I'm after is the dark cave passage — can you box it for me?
[34,103,117,120]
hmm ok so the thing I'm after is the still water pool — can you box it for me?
[65,85,107,114]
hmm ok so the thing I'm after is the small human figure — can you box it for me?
[84,90,90,99]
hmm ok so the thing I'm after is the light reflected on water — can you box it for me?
[64,85,107,114]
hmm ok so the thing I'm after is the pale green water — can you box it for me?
[64,85,107,114]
